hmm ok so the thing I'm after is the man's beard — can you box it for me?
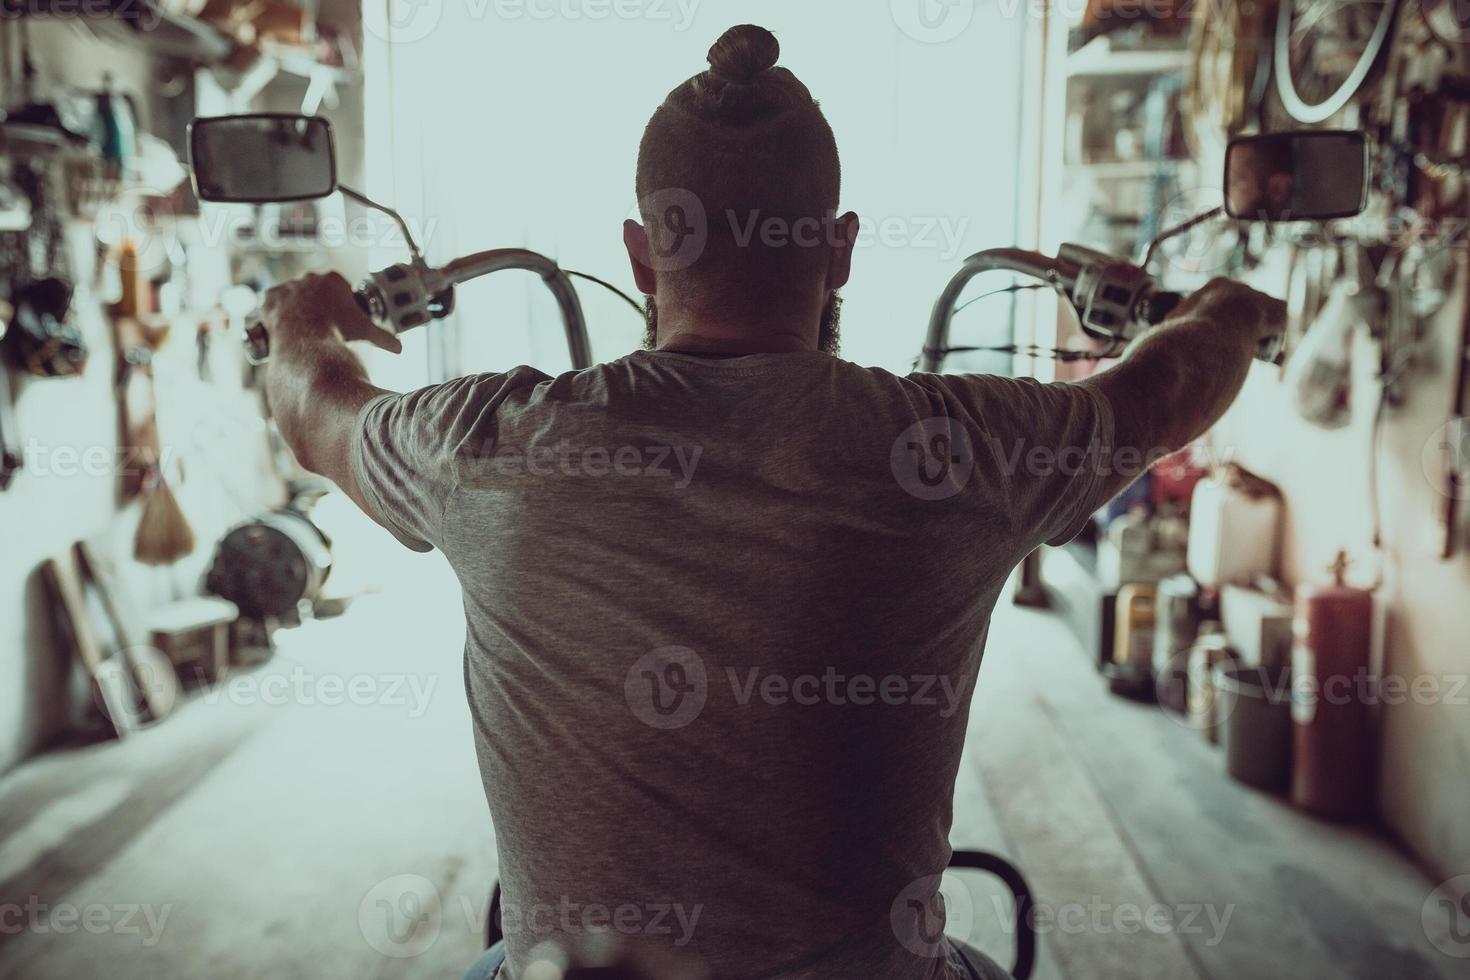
[641,292,843,355]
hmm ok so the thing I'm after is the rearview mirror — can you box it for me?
[1224,130,1368,222]
[189,114,337,204]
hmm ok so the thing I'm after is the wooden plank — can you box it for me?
[42,555,141,738]
[74,541,181,724]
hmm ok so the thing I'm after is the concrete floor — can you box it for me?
[0,550,1460,980]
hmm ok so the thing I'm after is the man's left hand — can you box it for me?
[262,272,403,354]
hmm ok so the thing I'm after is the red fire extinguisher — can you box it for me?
[1291,551,1376,819]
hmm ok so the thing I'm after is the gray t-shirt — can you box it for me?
[351,349,1116,979]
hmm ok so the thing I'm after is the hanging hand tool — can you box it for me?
[0,317,20,491]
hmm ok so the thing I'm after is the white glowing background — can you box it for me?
[361,0,1035,382]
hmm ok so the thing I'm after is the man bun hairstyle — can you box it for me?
[636,25,842,307]
[706,22,780,83]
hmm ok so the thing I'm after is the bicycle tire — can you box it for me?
[1275,0,1399,124]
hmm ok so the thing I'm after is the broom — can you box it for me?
[134,464,195,566]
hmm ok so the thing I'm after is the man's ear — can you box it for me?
[825,212,860,292]
[623,220,657,295]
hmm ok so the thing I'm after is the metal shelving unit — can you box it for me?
[0,0,358,112]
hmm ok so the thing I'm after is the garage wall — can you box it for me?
[1213,259,1470,881]
[0,8,365,774]
[0,23,177,773]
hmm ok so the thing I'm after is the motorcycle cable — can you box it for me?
[919,282,1123,366]
[565,270,646,318]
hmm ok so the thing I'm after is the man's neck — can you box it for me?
[656,332,814,355]
[652,308,820,356]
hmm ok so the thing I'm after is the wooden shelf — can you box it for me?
[3,0,234,61]
[0,121,70,158]
[1066,36,1190,80]
[1069,160,1182,179]
[3,1,354,85]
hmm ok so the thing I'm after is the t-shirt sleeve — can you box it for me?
[920,373,1118,548]
[350,370,537,553]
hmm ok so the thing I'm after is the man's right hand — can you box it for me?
[1084,276,1289,494]
[1167,277,1287,347]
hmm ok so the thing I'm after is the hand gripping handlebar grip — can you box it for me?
[242,290,376,365]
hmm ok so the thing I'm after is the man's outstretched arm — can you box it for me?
[1084,277,1286,499]
[259,272,403,516]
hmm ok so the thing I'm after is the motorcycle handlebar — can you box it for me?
[921,248,1078,372]
[439,250,592,370]
[922,248,1282,369]
[241,250,593,370]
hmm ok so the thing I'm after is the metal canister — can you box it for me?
[1152,574,1200,713]
[1187,623,1237,743]
[1291,552,1375,819]
[1107,584,1157,700]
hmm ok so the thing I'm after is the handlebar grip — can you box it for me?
[244,322,270,365]
[1142,290,1185,325]
[241,288,378,365]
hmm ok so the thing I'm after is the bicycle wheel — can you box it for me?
[1422,0,1470,45]
[1186,0,1277,140]
[1275,0,1400,124]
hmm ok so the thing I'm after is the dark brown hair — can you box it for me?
[635,25,842,309]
